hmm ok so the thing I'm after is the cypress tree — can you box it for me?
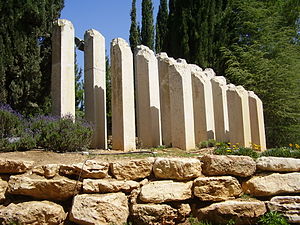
[0,0,64,115]
[155,0,168,53]
[141,0,155,50]
[129,0,140,53]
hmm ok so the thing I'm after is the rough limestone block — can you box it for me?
[139,180,193,203]
[256,157,300,172]
[169,60,195,150]
[211,76,229,142]
[0,159,34,174]
[83,179,139,193]
[84,29,107,149]
[8,175,81,201]
[153,157,202,180]
[131,204,177,225]
[268,196,300,224]
[248,91,266,150]
[111,38,136,151]
[156,53,176,146]
[0,178,8,202]
[0,201,66,225]
[70,193,129,225]
[51,19,75,118]
[194,176,242,201]
[191,65,215,143]
[135,45,162,147]
[227,85,252,147]
[197,200,266,225]
[32,164,60,178]
[201,154,256,177]
[242,172,300,196]
[111,158,154,180]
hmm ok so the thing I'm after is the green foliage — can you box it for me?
[0,0,64,115]
[31,115,93,152]
[214,144,259,159]
[197,139,217,149]
[189,216,236,225]
[261,147,300,158]
[258,211,289,225]
[129,0,140,52]
[75,53,84,114]
[141,0,155,50]
[106,56,112,135]
[155,0,168,53]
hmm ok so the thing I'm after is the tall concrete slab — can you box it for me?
[169,59,195,150]
[157,53,176,146]
[248,91,266,150]
[211,76,229,142]
[135,45,162,147]
[51,19,75,118]
[84,29,107,149]
[227,85,252,147]
[191,65,215,144]
[111,38,136,151]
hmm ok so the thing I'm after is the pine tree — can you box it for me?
[0,0,64,115]
[141,0,155,50]
[129,0,140,53]
[155,0,168,53]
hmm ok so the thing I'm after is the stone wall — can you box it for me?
[0,155,299,224]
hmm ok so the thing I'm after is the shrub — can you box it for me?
[261,147,300,158]
[258,211,289,225]
[31,115,93,152]
[214,146,259,159]
[197,139,217,149]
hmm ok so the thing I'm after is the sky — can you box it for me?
[61,0,159,66]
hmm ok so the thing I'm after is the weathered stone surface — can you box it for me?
[60,160,109,179]
[194,176,242,201]
[131,204,177,225]
[111,38,136,151]
[169,59,195,150]
[83,178,139,193]
[111,158,154,180]
[227,85,252,148]
[52,19,75,118]
[256,157,300,172]
[197,200,266,225]
[33,164,60,178]
[84,29,107,149]
[139,180,193,203]
[201,154,256,177]
[268,196,300,223]
[70,193,129,225]
[8,175,81,201]
[135,45,162,148]
[242,172,300,196]
[153,157,202,180]
[0,201,66,225]
[0,159,34,174]
[0,178,8,202]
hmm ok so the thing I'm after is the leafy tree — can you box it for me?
[155,0,168,53]
[129,0,140,53]
[75,53,84,118]
[141,0,155,50]
[0,0,64,115]
[106,56,112,135]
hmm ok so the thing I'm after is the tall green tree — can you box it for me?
[141,0,155,50]
[129,0,140,53]
[155,0,168,53]
[0,0,64,115]
[106,56,112,135]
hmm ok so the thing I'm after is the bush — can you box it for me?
[261,147,300,158]
[197,139,217,149]
[214,146,259,159]
[258,211,289,225]
[31,115,93,152]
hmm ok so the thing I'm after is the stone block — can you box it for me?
[84,29,107,149]
[256,157,300,172]
[153,157,202,180]
[111,38,136,151]
[0,159,34,174]
[211,76,229,142]
[248,91,266,150]
[0,179,7,202]
[135,45,162,147]
[51,19,75,118]
[169,60,195,150]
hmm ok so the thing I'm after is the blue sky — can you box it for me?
[61,0,159,65]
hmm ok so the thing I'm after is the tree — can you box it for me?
[129,0,140,53]
[141,0,155,50]
[155,0,168,53]
[105,56,112,135]
[0,0,64,115]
